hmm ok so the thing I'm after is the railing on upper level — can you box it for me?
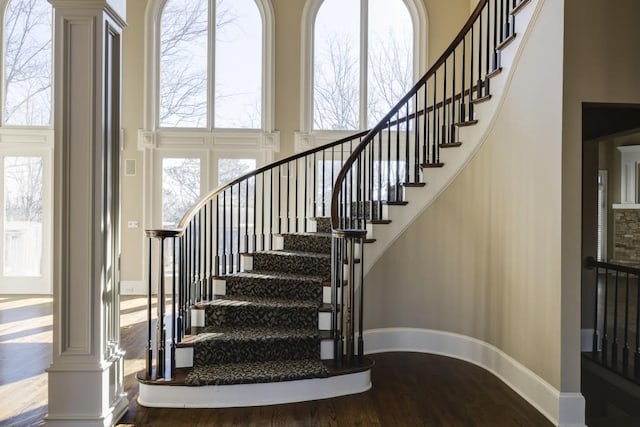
[584,256,640,383]
[330,0,528,364]
[142,0,531,380]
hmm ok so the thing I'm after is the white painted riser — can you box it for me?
[175,326,336,369]
[191,307,332,330]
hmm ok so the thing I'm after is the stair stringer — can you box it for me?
[360,0,542,277]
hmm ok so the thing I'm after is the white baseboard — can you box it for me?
[363,327,585,427]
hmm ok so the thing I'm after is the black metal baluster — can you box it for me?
[405,101,410,186]
[623,272,630,373]
[215,196,220,276]
[245,179,249,256]
[286,162,291,233]
[602,269,609,363]
[269,169,274,248]
[451,46,456,143]
[322,150,326,217]
[278,165,282,234]
[304,159,308,232]
[395,112,400,201]
[171,236,176,377]
[613,271,620,367]
[260,174,265,251]
[312,152,317,219]
[157,236,165,378]
[295,159,299,232]
[422,83,428,165]
[222,190,227,275]
[593,265,600,356]
[252,176,257,252]
[146,237,152,377]
[432,71,438,164]
[377,132,383,220]
[387,120,391,201]
[442,59,447,146]
[635,272,640,380]
[461,36,467,125]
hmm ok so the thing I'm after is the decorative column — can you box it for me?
[46,1,128,426]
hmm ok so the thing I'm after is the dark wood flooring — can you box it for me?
[0,296,564,426]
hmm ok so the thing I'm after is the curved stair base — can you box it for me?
[138,368,371,408]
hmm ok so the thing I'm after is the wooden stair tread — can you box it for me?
[421,162,445,168]
[456,120,478,127]
[471,94,492,104]
[496,33,517,51]
[512,0,531,16]
[439,142,462,148]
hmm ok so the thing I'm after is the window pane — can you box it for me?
[313,0,360,130]
[4,156,43,276]
[162,158,200,227]
[215,0,262,128]
[159,0,208,128]
[218,158,256,186]
[368,0,413,127]
[4,0,52,126]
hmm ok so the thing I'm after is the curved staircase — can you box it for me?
[138,0,538,408]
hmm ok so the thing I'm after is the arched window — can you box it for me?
[159,0,262,129]
[3,0,52,126]
[313,0,417,131]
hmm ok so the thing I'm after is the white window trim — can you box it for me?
[296,0,428,152]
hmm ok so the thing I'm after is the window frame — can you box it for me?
[297,0,428,150]
[146,0,275,133]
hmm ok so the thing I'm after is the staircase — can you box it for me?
[139,0,537,408]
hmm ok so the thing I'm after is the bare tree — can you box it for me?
[160,0,239,127]
[367,30,413,126]
[162,158,200,226]
[313,30,413,131]
[4,156,43,222]
[4,0,52,126]
[313,34,360,130]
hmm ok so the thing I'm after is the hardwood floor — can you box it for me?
[2,296,555,426]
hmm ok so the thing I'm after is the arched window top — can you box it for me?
[300,0,427,134]
[145,0,274,132]
[2,0,52,127]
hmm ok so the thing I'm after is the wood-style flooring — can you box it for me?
[0,296,557,426]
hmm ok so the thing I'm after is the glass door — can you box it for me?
[0,152,51,293]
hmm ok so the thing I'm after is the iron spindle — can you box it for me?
[623,272,630,373]
[613,271,620,366]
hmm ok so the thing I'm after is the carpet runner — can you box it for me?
[184,218,333,386]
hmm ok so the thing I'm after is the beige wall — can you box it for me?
[563,0,640,390]
[120,0,147,281]
[119,0,471,282]
[363,0,565,389]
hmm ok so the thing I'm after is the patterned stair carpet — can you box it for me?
[184,218,333,386]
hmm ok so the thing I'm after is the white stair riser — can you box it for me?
[138,369,371,408]
[176,347,193,368]
[190,309,332,347]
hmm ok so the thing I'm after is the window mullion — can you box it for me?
[209,0,216,130]
[360,0,368,130]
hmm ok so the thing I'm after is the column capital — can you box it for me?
[49,0,126,27]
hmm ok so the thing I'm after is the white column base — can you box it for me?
[45,352,128,427]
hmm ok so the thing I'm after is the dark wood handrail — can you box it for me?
[585,256,640,276]
[330,0,490,229]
